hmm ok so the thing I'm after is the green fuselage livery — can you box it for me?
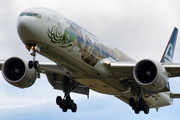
[48,20,135,66]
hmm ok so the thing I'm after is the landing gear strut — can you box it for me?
[56,76,78,112]
[129,91,149,114]
[27,44,39,69]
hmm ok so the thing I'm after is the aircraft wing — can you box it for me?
[104,62,136,81]
[0,60,67,74]
[162,63,180,77]
[0,60,89,96]
[39,61,180,101]
[37,61,67,75]
[104,62,180,81]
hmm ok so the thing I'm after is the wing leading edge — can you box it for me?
[105,61,180,79]
[104,61,135,81]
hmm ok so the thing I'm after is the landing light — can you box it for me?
[31,46,37,51]
[26,44,40,52]
[104,61,110,67]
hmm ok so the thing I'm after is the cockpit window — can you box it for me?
[20,13,26,16]
[27,13,34,16]
[34,13,38,17]
[19,12,42,19]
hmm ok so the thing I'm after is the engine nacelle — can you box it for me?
[2,57,36,88]
[133,59,169,91]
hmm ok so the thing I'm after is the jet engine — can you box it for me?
[133,59,169,91]
[2,57,36,88]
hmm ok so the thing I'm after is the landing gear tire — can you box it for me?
[28,60,39,69]
[143,105,149,114]
[71,103,77,112]
[28,61,34,69]
[70,100,74,109]
[34,61,39,69]
[138,98,144,109]
[135,108,140,114]
[132,104,136,110]
[62,106,68,112]
[129,97,135,107]
[56,96,62,105]
[56,95,77,113]
[129,97,149,114]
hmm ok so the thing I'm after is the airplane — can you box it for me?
[1,7,180,114]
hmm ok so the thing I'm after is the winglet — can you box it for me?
[161,27,178,63]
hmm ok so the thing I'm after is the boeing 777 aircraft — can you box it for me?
[1,7,180,114]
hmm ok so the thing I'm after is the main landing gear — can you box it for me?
[56,76,78,112]
[27,45,39,69]
[56,94,77,112]
[129,95,149,114]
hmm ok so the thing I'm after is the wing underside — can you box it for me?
[37,62,89,96]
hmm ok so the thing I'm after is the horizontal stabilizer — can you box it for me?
[170,92,180,98]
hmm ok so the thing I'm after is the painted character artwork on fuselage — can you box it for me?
[48,19,134,66]
[47,25,73,48]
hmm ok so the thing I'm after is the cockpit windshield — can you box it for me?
[19,12,42,19]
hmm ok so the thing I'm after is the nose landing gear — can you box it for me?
[27,44,39,69]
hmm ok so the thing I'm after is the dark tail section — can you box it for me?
[160,27,178,63]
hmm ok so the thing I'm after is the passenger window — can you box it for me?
[34,13,42,19]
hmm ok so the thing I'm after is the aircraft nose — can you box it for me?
[17,17,34,42]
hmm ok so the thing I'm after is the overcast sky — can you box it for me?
[1,0,180,120]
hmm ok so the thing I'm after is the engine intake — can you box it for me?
[2,57,36,88]
[135,60,157,84]
[133,59,169,91]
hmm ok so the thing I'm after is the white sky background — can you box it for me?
[1,0,180,119]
